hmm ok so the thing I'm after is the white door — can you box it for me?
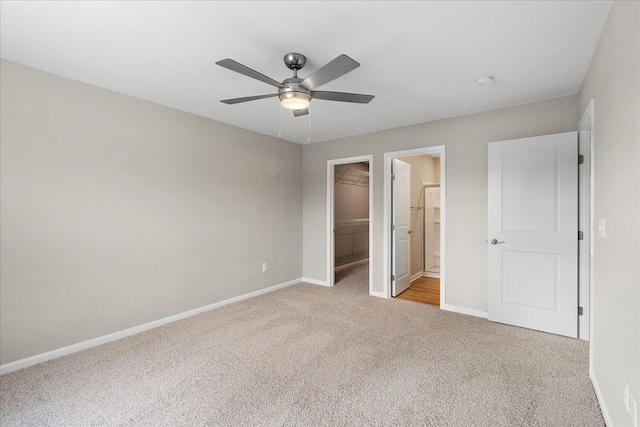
[392,159,411,297]
[488,132,578,338]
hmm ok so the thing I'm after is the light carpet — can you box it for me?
[1,269,603,426]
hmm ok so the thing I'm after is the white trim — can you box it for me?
[334,258,369,271]
[410,271,424,282]
[578,99,595,357]
[439,149,446,307]
[441,304,488,319]
[302,277,330,287]
[577,102,593,342]
[423,272,440,279]
[383,146,446,302]
[0,277,302,375]
[369,291,386,299]
[327,155,373,295]
[590,369,613,426]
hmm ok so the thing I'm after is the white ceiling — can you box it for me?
[0,1,613,145]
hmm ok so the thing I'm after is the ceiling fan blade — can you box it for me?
[312,91,375,104]
[301,54,360,90]
[220,94,278,105]
[293,108,309,117]
[216,59,287,89]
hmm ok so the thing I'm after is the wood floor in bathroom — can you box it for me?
[396,276,440,306]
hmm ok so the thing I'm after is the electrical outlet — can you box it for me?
[262,262,268,272]
[624,380,630,411]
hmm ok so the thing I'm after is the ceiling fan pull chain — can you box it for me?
[307,108,312,143]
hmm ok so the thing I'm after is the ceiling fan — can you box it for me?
[216,53,374,117]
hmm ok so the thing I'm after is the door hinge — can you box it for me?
[392,224,396,231]
[391,274,395,282]
[391,173,396,180]
[578,231,584,240]
[578,154,584,165]
[578,306,584,316]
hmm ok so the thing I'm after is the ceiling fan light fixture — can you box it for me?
[279,92,311,110]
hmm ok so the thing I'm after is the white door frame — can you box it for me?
[578,100,595,350]
[383,146,445,301]
[327,155,373,293]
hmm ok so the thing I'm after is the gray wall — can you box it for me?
[303,95,579,310]
[0,60,303,364]
[578,1,640,425]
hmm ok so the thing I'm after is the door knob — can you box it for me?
[491,239,506,245]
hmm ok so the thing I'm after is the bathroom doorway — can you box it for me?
[383,146,445,306]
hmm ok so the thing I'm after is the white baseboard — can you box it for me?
[590,368,613,426]
[302,277,330,287]
[369,291,386,298]
[0,277,302,375]
[423,271,440,278]
[334,258,369,271]
[410,271,424,282]
[441,304,488,319]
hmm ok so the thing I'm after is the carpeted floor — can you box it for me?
[334,260,369,288]
[0,271,603,426]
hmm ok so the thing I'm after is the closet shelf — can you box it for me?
[335,218,369,226]
[422,181,441,188]
[335,166,369,187]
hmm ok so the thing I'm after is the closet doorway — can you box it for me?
[327,155,373,293]
[383,146,445,306]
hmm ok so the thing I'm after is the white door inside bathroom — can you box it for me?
[391,159,411,296]
[487,132,578,338]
